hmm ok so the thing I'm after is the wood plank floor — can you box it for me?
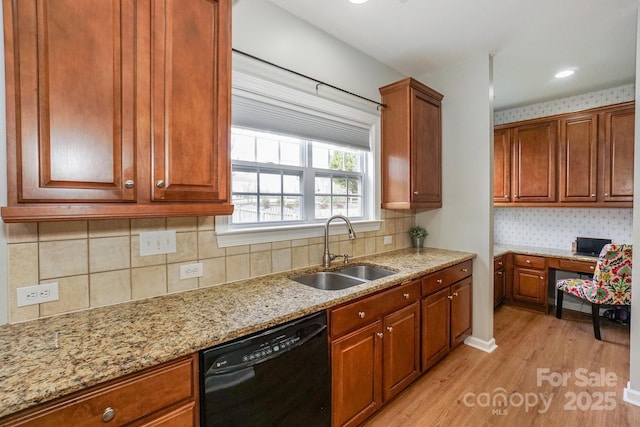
[364,305,640,427]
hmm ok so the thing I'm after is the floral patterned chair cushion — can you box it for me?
[556,244,632,306]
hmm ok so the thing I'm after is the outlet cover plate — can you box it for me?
[16,282,59,307]
[180,262,204,280]
[139,230,177,256]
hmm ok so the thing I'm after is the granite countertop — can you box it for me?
[494,243,599,262]
[0,247,475,419]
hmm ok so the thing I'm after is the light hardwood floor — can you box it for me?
[365,305,640,427]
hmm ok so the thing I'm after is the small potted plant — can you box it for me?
[409,225,427,248]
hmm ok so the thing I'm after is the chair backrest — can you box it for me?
[592,243,632,305]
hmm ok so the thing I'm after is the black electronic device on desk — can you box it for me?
[574,237,612,257]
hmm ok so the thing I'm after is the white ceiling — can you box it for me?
[268,0,638,110]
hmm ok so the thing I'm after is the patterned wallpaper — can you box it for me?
[493,84,635,250]
[494,83,635,125]
[494,208,633,250]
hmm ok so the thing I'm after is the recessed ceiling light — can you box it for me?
[555,69,575,79]
[349,0,369,4]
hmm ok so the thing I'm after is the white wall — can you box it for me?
[415,54,495,349]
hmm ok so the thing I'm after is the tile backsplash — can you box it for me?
[5,210,414,323]
[494,207,633,250]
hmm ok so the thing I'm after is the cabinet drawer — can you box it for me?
[421,260,472,295]
[331,280,420,338]
[556,259,596,275]
[5,356,197,427]
[494,256,506,270]
[513,254,546,269]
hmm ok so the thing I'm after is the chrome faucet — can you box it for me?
[323,214,357,268]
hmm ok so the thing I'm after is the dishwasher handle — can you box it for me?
[205,322,327,376]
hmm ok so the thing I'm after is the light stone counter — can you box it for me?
[0,247,475,419]
[494,243,599,263]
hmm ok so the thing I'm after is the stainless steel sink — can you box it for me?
[292,265,396,291]
[334,265,396,281]
[292,272,367,291]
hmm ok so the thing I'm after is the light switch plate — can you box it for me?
[17,282,59,307]
[139,230,177,256]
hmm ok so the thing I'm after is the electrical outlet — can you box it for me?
[16,282,59,307]
[180,262,204,280]
[139,230,177,256]
[384,235,393,245]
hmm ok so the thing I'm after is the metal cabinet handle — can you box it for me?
[387,326,393,333]
[436,279,443,284]
[605,193,609,197]
[539,276,544,280]
[376,332,384,338]
[102,407,115,423]
[591,194,596,197]
[513,194,518,198]
[156,180,165,188]
[124,180,134,189]
[462,268,468,272]
[358,311,365,318]
[589,266,595,270]
[504,194,508,198]
[403,293,410,299]
[526,260,531,264]
[497,271,503,275]
[453,292,458,297]
[447,295,454,300]
[414,191,419,195]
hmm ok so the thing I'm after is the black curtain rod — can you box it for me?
[232,48,386,109]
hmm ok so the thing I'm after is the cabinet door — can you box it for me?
[602,106,634,202]
[511,121,557,202]
[513,267,547,305]
[494,269,505,307]
[6,0,136,202]
[411,88,442,205]
[493,128,511,203]
[451,277,472,348]
[421,287,451,371]
[151,0,230,203]
[559,113,598,202]
[382,302,420,402]
[331,321,383,427]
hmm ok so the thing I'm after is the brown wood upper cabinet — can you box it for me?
[494,102,634,207]
[380,78,443,210]
[1,0,232,222]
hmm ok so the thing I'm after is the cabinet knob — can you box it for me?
[358,311,365,318]
[497,271,503,275]
[526,260,531,264]
[447,295,454,300]
[504,194,508,198]
[540,276,544,280]
[605,193,609,197]
[387,326,393,333]
[513,194,518,198]
[376,332,384,338]
[589,266,595,270]
[462,268,468,272]
[498,262,503,266]
[453,292,458,297]
[436,279,443,284]
[403,293,410,299]
[102,407,115,423]
[156,180,165,188]
[124,180,134,189]
[414,191,419,195]
[591,194,596,197]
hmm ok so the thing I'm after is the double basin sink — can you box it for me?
[292,265,396,291]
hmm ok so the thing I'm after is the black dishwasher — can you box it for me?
[200,311,330,427]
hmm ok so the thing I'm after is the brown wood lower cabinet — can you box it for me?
[494,255,506,307]
[330,280,421,427]
[1,355,199,427]
[512,254,547,312]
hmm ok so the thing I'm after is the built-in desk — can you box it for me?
[494,245,597,313]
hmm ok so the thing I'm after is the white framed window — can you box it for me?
[216,69,382,247]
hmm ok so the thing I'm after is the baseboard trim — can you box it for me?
[464,336,498,353]
[624,382,640,407]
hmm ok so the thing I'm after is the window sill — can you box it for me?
[215,218,383,248]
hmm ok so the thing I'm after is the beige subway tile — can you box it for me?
[167,263,198,293]
[90,270,131,307]
[40,240,88,279]
[40,276,89,317]
[364,237,376,255]
[308,243,324,266]
[88,219,130,238]
[131,265,167,300]
[271,240,291,250]
[272,249,292,273]
[251,243,271,252]
[339,240,353,257]
[250,251,272,277]
[200,257,226,287]
[291,238,309,247]
[226,245,250,256]
[167,217,198,232]
[6,223,38,243]
[131,236,167,267]
[167,232,198,263]
[198,230,226,259]
[8,243,39,322]
[131,218,166,234]
[308,236,323,245]
[226,254,250,282]
[376,236,387,253]
[352,238,365,257]
[291,246,309,269]
[89,236,130,273]
[198,216,215,231]
[39,221,87,241]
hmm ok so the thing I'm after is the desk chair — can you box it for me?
[556,244,632,340]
